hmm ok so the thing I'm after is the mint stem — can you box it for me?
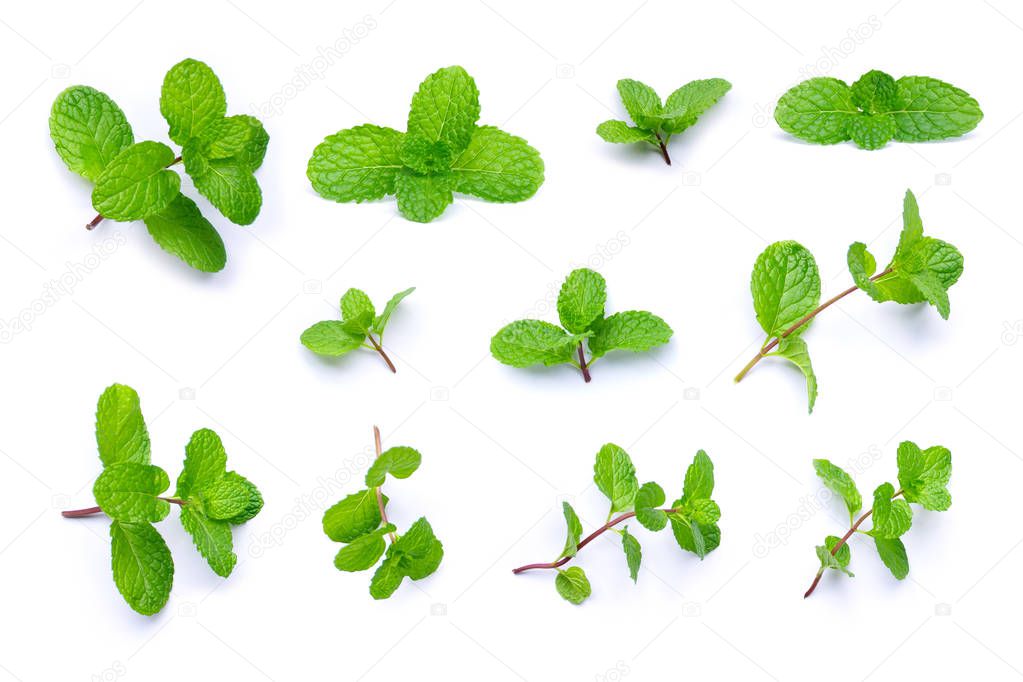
[577,344,592,383]
[84,155,183,230]
[654,132,672,165]
[372,426,397,544]
[367,334,396,373]
[61,497,186,519]
[734,268,893,383]
[803,488,903,599]
[511,507,679,574]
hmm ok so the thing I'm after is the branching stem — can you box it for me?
[367,334,396,373]
[372,426,397,544]
[511,507,680,574]
[84,155,183,230]
[734,268,893,383]
[61,497,186,518]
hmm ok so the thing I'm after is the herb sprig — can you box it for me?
[734,190,963,412]
[512,446,719,605]
[491,268,672,382]
[805,441,951,598]
[50,59,269,272]
[322,427,442,599]
[62,384,263,615]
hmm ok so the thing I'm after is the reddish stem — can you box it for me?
[61,497,186,518]
[372,426,397,544]
[577,344,592,383]
[654,132,672,165]
[367,335,397,373]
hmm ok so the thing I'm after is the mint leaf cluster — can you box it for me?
[597,77,730,164]
[63,384,263,615]
[512,446,719,606]
[307,66,544,223]
[322,428,442,599]
[49,59,268,272]
[775,70,982,149]
[301,286,414,373]
[735,190,963,412]
[491,268,672,382]
[805,441,951,598]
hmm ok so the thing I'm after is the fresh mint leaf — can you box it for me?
[95,383,151,468]
[751,240,821,338]
[888,76,983,142]
[773,336,818,413]
[593,443,639,514]
[682,450,714,502]
[555,566,591,605]
[91,141,180,221]
[179,505,236,577]
[874,536,909,579]
[334,525,395,572]
[685,498,721,525]
[341,288,375,322]
[50,85,133,181]
[588,311,672,359]
[160,58,227,146]
[93,462,171,523]
[671,515,711,559]
[816,543,854,577]
[560,501,583,559]
[365,446,422,487]
[192,114,268,170]
[182,150,262,225]
[176,428,227,498]
[557,268,607,334]
[110,521,174,616]
[774,77,857,145]
[634,482,667,531]
[300,321,364,356]
[394,170,453,223]
[490,320,580,368]
[144,194,227,273]
[198,472,257,521]
[621,527,642,582]
[897,441,952,511]
[598,77,730,164]
[850,70,898,114]
[825,535,851,568]
[307,125,404,202]
[373,287,415,338]
[323,489,384,543]
[812,459,862,519]
[847,114,896,150]
[405,66,480,167]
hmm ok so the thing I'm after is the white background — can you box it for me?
[1,0,1021,680]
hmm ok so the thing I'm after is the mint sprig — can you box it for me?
[323,427,442,599]
[804,441,951,598]
[734,190,963,412]
[307,65,544,223]
[775,70,982,149]
[49,59,269,272]
[301,286,414,373]
[62,384,263,615]
[512,447,719,606]
[597,77,730,165]
[491,268,672,382]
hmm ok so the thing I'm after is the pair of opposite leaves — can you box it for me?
[49,59,268,272]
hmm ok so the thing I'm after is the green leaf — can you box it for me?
[907,269,951,319]
[406,66,480,162]
[588,311,672,359]
[450,126,544,202]
[774,77,857,144]
[621,527,642,583]
[192,115,268,170]
[160,58,227,145]
[307,125,405,202]
[50,86,134,181]
[334,525,395,572]
[896,441,952,511]
[182,149,262,225]
[301,321,365,356]
[751,241,821,338]
[773,336,818,413]
[110,521,174,615]
[322,489,384,543]
[92,141,180,221]
[95,383,151,468]
[369,554,405,599]
[220,477,263,525]
[340,288,375,322]
[490,320,579,368]
[144,194,226,273]
[685,498,721,525]
[847,241,880,297]
[560,501,583,559]
[198,472,257,521]
[372,287,415,337]
[176,428,227,498]
[617,79,663,130]
[895,189,925,261]
[365,446,422,487]
[887,76,983,142]
[596,120,657,144]
[593,443,639,514]
[634,482,667,532]
[93,462,170,523]
[816,543,854,577]
[394,170,453,223]
[813,459,862,518]
[179,505,236,577]
[662,78,731,134]
[870,482,913,539]
[390,517,443,581]
[557,268,606,334]
[683,450,715,501]
[825,535,851,568]
[874,536,909,579]
[850,70,899,114]
[555,566,591,605]
[847,114,896,150]
[669,507,720,558]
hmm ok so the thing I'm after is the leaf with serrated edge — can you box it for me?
[92,141,180,221]
[751,241,821,338]
[490,320,579,368]
[365,446,422,487]
[110,521,173,615]
[557,268,606,334]
[307,125,404,202]
[144,194,226,273]
[450,126,544,202]
[50,86,134,181]
[593,443,638,514]
[96,384,151,468]
[555,566,591,605]
[588,311,672,359]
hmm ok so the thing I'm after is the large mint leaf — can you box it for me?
[850,70,899,114]
[596,120,656,144]
[179,506,236,577]
[323,489,384,543]
[870,483,913,539]
[110,521,173,615]
[301,321,365,357]
[394,170,453,223]
[887,76,983,142]
[751,240,821,338]
[874,536,909,579]
[813,459,862,518]
[334,525,394,572]
[617,79,662,130]
[774,77,857,144]
[182,147,261,225]
[144,194,226,273]
[450,126,544,202]
[405,66,480,162]
[91,141,180,221]
[176,428,227,498]
[557,268,606,334]
[160,58,227,146]
[662,78,731,134]
[593,443,638,513]
[50,86,134,181]
[588,311,672,359]
[94,462,170,523]
[95,383,151,468]
[307,125,404,202]
[683,450,715,501]
[490,320,579,368]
